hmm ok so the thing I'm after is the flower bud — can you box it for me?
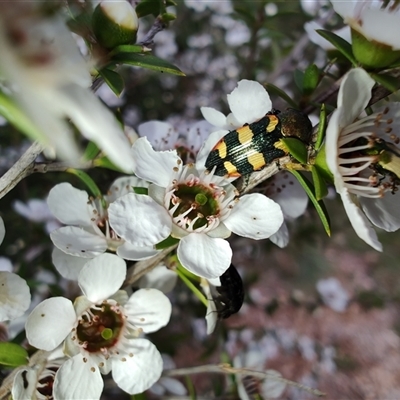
[351,28,400,69]
[92,0,139,49]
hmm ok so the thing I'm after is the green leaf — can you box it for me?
[316,29,357,66]
[0,90,48,143]
[110,52,185,76]
[156,236,180,250]
[94,156,126,172]
[133,187,148,195]
[109,44,150,57]
[280,138,308,164]
[135,0,163,17]
[0,342,28,367]
[289,170,331,236]
[311,165,328,201]
[83,141,100,161]
[370,72,400,93]
[66,169,102,198]
[264,83,298,108]
[303,64,320,96]
[166,0,177,6]
[161,12,176,22]
[98,69,124,96]
[293,69,304,92]
[315,103,326,151]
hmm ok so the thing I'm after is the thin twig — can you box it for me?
[139,17,166,47]
[164,363,325,397]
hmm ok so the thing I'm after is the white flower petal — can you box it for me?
[47,183,93,226]
[116,242,159,260]
[337,68,374,126]
[267,172,308,219]
[0,272,30,321]
[78,254,126,303]
[13,199,54,223]
[360,194,400,232]
[53,355,103,400]
[200,106,227,128]
[227,80,272,125]
[131,137,181,187]
[52,248,89,280]
[12,368,37,400]
[325,108,342,179]
[340,189,382,251]
[200,279,218,334]
[261,370,286,399]
[178,234,232,279]
[112,338,163,395]
[224,193,283,239]
[50,226,108,258]
[109,193,172,246]
[105,176,149,203]
[57,84,134,173]
[269,222,289,248]
[0,216,4,245]
[26,297,76,351]
[138,120,178,150]
[331,0,357,19]
[158,377,188,396]
[0,257,13,272]
[136,265,178,293]
[125,288,171,333]
[362,8,400,50]
[148,183,166,206]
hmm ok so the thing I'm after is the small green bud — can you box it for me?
[92,1,139,49]
[351,28,400,68]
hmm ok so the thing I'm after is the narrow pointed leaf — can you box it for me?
[98,69,124,96]
[315,103,326,150]
[294,69,304,92]
[311,165,328,201]
[303,64,320,96]
[316,29,357,66]
[111,53,185,76]
[156,236,179,249]
[369,72,400,93]
[0,342,28,367]
[66,169,102,198]
[280,138,308,164]
[289,170,331,236]
[264,83,298,108]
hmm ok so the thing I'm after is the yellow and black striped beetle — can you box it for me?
[205,109,312,178]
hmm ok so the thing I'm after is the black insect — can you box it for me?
[215,264,245,319]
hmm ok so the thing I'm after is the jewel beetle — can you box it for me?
[205,109,312,178]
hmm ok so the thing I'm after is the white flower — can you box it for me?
[108,137,284,279]
[326,68,400,251]
[331,0,400,50]
[264,171,308,248]
[0,217,31,322]
[0,4,134,172]
[13,198,61,234]
[25,253,172,399]
[316,277,349,312]
[12,349,66,400]
[138,119,212,163]
[200,79,272,131]
[48,177,157,280]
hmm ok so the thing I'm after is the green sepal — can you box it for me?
[264,83,298,108]
[369,72,400,93]
[289,170,331,236]
[133,187,148,195]
[110,52,185,76]
[311,165,328,201]
[0,90,48,143]
[279,138,308,164]
[176,266,207,307]
[303,64,320,96]
[135,0,163,18]
[155,236,180,249]
[94,156,126,172]
[0,342,28,367]
[83,141,100,161]
[65,169,102,198]
[315,103,326,151]
[98,68,124,96]
[316,29,357,66]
